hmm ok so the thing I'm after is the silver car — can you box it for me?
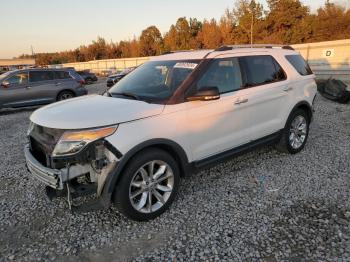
[0,68,87,109]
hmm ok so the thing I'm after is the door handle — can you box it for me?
[234,98,249,105]
[283,86,293,92]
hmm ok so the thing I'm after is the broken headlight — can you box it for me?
[52,126,117,157]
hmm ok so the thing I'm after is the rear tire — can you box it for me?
[113,148,180,221]
[85,78,93,85]
[276,109,310,154]
[57,91,75,101]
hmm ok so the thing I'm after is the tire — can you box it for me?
[275,109,310,154]
[113,148,180,221]
[85,78,93,85]
[57,90,75,101]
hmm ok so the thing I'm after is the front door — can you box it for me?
[0,71,31,108]
[186,57,252,161]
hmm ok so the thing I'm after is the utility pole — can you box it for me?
[250,10,253,46]
[250,0,255,47]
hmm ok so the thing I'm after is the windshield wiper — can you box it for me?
[111,92,141,100]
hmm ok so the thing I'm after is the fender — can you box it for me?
[99,138,191,205]
[285,100,313,126]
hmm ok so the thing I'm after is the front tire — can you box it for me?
[113,148,180,221]
[57,90,75,101]
[276,109,310,154]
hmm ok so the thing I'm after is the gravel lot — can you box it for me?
[0,81,349,261]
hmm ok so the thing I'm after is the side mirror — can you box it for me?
[186,86,220,101]
[1,81,9,88]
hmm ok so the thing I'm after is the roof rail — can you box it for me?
[215,44,294,51]
[160,50,196,56]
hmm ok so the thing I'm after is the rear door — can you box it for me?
[0,71,31,107]
[28,70,57,103]
[237,54,292,141]
[54,70,75,90]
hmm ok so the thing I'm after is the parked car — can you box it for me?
[0,68,87,109]
[106,67,137,87]
[77,70,98,84]
[25,45,317,221]
[100,68,118,77]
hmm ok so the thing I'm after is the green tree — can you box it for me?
[139,26,163,56]
[311,0,350,41]
[232,0,264,44]
[264,0,309,44]
[197,19,223,48]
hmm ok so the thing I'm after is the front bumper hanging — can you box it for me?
[24,145,64,190]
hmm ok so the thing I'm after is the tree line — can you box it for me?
[19,0,350,66]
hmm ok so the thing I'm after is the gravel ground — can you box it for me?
[0,88,349,261]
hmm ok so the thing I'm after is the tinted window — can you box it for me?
[54,71,71,79]
[109,60,199,102]
[240,55,286,87]
[6,72,28,85]
[286,55,313,76]
[29,71,54,82]
[198,58,242,94]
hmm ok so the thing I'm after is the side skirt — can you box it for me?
[191,130,283,172]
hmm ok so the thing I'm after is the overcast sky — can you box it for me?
[0,0,330,59]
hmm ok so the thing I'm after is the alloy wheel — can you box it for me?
[129,160,174,213]
[289,115,308,149]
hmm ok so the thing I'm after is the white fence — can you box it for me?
[59,57,150,75]
[293,39,350,81]
[54,39,350,81]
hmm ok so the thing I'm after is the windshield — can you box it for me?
[109,60,199,103]
[0,71,12,81]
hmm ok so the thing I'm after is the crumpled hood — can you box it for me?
[30,95,164,129]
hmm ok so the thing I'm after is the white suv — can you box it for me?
[24,45,317,221]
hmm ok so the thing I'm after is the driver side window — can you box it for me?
[197,58,242,94]
[6,72,29,85]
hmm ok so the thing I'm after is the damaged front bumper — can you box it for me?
[24,145,64,190]
[24,139,121,212]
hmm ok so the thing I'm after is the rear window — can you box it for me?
[29,71,54,82]
[285,55,313,76]
[239,55,286,87]
[54,71,71,79]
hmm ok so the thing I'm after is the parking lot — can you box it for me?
[0,79,350,261]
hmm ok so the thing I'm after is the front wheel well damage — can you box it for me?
[107,141,190,204]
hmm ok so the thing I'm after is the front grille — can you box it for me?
[29,137,48,167]
[28,123,65,168]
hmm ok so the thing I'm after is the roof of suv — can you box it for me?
[151,45,299,61]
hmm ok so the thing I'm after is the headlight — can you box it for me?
[52,126,117,157]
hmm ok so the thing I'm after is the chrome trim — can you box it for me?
[24,145,63,189]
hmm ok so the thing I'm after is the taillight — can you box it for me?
[77,79,85,85]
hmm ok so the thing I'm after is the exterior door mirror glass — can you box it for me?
[1,81,9,88]
[186,86,220,101]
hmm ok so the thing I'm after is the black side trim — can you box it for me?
[193,131,282,171]
[288,100,313,123]
[104,139,123,159]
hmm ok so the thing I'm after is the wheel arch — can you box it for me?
[56,89,76,101]
[100,138,191,204]
[286,100,313,125]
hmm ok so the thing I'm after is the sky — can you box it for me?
[0,0,329,59]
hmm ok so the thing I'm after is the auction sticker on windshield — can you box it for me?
[174,62,198,69]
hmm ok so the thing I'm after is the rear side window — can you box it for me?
[54,71,71,79]
[285,55,313,76]
[29,71,54,82]
[239,55,286,87]
[198,58,242,94]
